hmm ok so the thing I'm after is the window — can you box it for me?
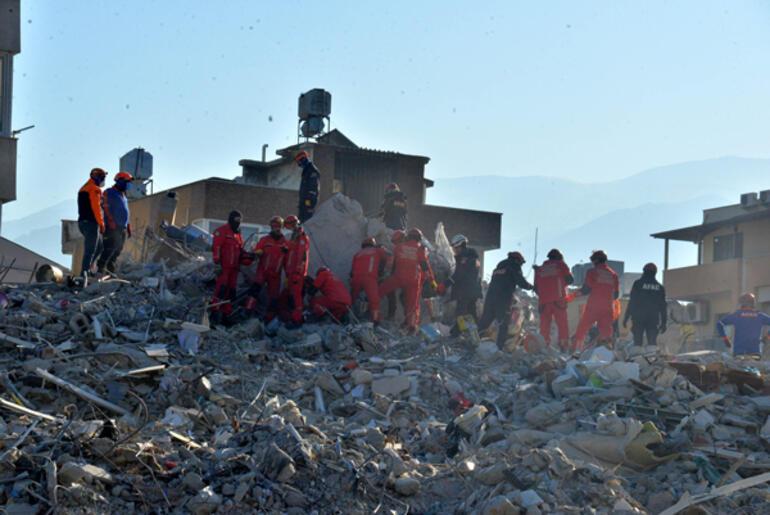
[713,232,743,262]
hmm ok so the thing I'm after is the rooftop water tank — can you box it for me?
[120,147,153,180]
[298,89,332,120]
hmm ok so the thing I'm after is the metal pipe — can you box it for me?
[261,144,268,162]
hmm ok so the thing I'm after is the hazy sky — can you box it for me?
[7,0,770,218]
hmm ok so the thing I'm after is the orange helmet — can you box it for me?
[269,215,284,229]
[391,230,405,244]
[362,237,376,248]
[115,171,133,182]
[284,215,299,229]
[294,151,309,163]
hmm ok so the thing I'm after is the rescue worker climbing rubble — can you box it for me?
[533,248,574,350]
[210,210,253,324]
[573,250,619,350]
[77,167,107,277]
[717,293,770,356]
[381,183,408,231]
[623,262,667,346]
[350,237,389,324]
[477,251,534,349]
[295,151,320,223]
[449,234,481,334]
[379,228,436,334]
[97,172,133,275]
[245,216,286,320]
[283,215,311,325]
[307,266,352,323]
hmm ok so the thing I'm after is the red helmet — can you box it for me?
[508,251,525,264]
[294,151,309,163]
[407,228,423,241]
[90,167,107,179]
[362,237,376,248]
[590,250,608,264]
[643,262,658,275]
[115,171,133,182]
[391,230,405,244]
[269,215,284,229]
[385,182,400,193]
[284,215,299,229]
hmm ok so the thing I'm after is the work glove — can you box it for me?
[99,224,106,235]
[126,224,132,238]
[723,336,731,348]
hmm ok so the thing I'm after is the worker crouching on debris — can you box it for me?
[381,182,408,231]
[379,228,436,334]
[245,216,287,320]
[623,262,667,346]
[534,249,574,350]
[97,172,133,275]
[307,267,352,323]
[478,251,534,349]
[717,293,770,357]
[573,250,619,350]
[77,167,107,277]
[210,210,253,324]
[283,215,311,325]
[295,151,320,223]
[350,237,388,324]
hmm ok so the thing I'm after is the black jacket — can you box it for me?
[451,247,482,300]
[299,161,321,222]
[486,257,533,302]
[382,191,408,230]
[624,273,667,326]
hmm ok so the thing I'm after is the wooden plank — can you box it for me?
[34,368,131,417]
[660,471,770,515]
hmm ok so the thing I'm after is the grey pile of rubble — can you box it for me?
[1,259,770,514]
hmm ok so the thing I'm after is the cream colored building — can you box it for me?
[652,192,770,340]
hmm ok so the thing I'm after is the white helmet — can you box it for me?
[451,234,468,247]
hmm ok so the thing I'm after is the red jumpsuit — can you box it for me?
[350,246,388,322]
[310,268,352,320]
[283,229,310,324]
[573,263,619,348]
[378,240,434,331]
[245,233,287,317]
[534,259,572,346]
[211,224,252,316]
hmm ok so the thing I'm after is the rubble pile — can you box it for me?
[1,261,770,513]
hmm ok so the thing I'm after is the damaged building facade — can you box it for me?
[126,129,500,268]
[652,191,770,339]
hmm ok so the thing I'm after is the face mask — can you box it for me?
[94,176,105,187]
[229,218,241,231]
[115,180,128,192]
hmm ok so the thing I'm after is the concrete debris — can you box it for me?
[1,259,770,514]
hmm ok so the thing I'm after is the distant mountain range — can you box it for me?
[3,156,769,277]
[427,156,770,276]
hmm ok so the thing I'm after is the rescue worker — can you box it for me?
[573,250,619,350]
[381,183,408,231]
[210,210,253,323]
[97,172,133,274]
[283,215,311,325]
[717,293,770,356]
[379,228,437,334]
[307,267,352,322]
[449,234,482,333]
[77,167,107,277]
[623,262,667,346]
[350,237,388,324]
[295,151,320,223]
[245,216,287,320]
[477,252,534,349]
[533,249,574,350]
[385,229,406,321]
